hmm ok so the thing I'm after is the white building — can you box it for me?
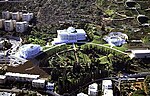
[77,93,88,96]
[4,20,15,32]
[103,32,128,47]
[102,80,113,96]
[46,82,54,91]
[0,19,4,29]
[5,72,39,82]
[16,21,28,33]
[130,50,150,58]
[22,13,33,22]
[0,75,6,84]
[51,27,87,45]
[32,79,46,89]
[2,11,11,20]
[88,83,98,96]
[0,92,16,96]
[12,12,22,21]
[18,44,42,59]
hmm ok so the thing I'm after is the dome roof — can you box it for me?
[67,27,76,33]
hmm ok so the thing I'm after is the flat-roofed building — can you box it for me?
[5,72,39,82]
[0,19,5,29]
[32,79,46,88]
[88,83,98,96]
[102,80,113,96]
[18,44,42,59]
[22,13,33,22]
[12,12,22,21]
[46,82,54,91]
[0,75,6,84]
[4,20,15,32]
[2,11,11,20]
[51,27,87,45]
[131,50,150,58]
[0,92,16,96]
[16,21,28,33]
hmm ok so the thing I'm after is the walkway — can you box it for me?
[87,42,128,55]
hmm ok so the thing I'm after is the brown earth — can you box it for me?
[7,61,49,78]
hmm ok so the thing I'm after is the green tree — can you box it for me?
[132,90,146,96]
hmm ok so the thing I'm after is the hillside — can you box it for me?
[0,0,102,29]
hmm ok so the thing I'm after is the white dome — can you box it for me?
[67,27,76,33]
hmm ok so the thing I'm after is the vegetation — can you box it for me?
[145,75,150,95]
[132,90,147,96]
[0,0,150,95]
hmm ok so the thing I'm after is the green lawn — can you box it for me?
[99,56,109,64]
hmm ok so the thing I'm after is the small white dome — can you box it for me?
[67,27,76,33]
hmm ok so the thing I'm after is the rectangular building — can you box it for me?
[46,82,54,91]
[5,72,39,82]
[12,12,22,21]
[51,27,87,45]
[131,50,150,58]
[4,20,15,32]
[0,75,6,84]
[0,19,4,29]
[22,13,33,22]
[88,83,98,96]
[32,79,46,89]
[102,80,113,96]
[16,21,28,33]
[2,11,11,20]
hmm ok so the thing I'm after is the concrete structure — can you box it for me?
[4,20,15,32]
[77,93,88,96]
[0,39,6,49]
[125,0,140,9]
[103,32,128,47]
[102,80,113,96]
[137,15,149,27]
[2,11,11,20]
[130,50,150,58]
[12,12,22,21]
[88,83,98,96]
[5,72,39,82]
[32,79,46,89]
[0,92,16,96]
[46,82,54,91]
[0,19,4,29]
[51,27,87,45]
[0,75,6,84]
[18,44,42,59]
[22,13,33,22]
[16,21,28,33]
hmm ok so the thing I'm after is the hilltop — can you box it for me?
[0,0,102,29]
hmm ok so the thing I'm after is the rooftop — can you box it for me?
[32,79,45,83]
[131,50,150,54]
[0,75,6,79]
[102,80,112,85]
[5,72,40,79]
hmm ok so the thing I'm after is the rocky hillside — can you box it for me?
[0,0,103,29]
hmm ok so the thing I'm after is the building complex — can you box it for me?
[1,11,33,33]
[51,27,87,45]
